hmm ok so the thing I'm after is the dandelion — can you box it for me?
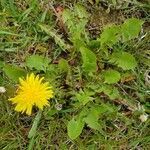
[9,73,53,115]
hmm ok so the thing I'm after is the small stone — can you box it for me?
[55,103,62,111]
[139,114,148,122]
[0,87,6,93]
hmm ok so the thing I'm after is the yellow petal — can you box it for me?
[9,73,53,115]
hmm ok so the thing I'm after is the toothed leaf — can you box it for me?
[103,69,121,84]
[110,52,137,70]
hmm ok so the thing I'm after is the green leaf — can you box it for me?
[100,103,115,113]
[103,69,121,84]
[84,106,101,130]
[28,110,42,139]
[76,90,94,105]
[0,30,20,36]
[72,38,86,50]
[88,40,100,49]
[38,24,69,51]
[84,104,112,130]
[46,109,58,118]
[58,59,69,73]
[0,61,4,68]
[110,52,137,70]
[100,25,120,47]
[80,47,97,73]
[67,118,84,140]
[62,5,88,49]
[26,55,50,72]
[62,9,73,23]
[98,85,120,100]
[109,87,120,100]
[84,114,101,130]
[121,18,144,41]
[3,65,26,82]
[74,4,88,19]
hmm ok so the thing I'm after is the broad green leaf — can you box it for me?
[45,65,59,82]
[3,65,26,82]
[103,69,121,84]
[78,108,89,119]
[121,18,144,41]
[80,47,97,73]
[84,106,101,130]
[100,25,120,47]
[58,59,69,72]
[84,105,112,130]
[109,87,120,100]
[26,55,50,72]
[91,104,112,116]
[84,114,101,130]
[67,118,84,140]
[110,52,137,70]
[98,85,120,100]
[100,103,115,113]
[76,90,94,105]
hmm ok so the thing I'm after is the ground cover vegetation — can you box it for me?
[0,0,150,149]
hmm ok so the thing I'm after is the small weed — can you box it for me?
[0,1,149,149]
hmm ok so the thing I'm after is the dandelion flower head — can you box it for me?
[9,73,53,115]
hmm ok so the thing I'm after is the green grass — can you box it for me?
[0,0,150,149]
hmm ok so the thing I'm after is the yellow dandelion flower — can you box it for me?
[9,73,53,115]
